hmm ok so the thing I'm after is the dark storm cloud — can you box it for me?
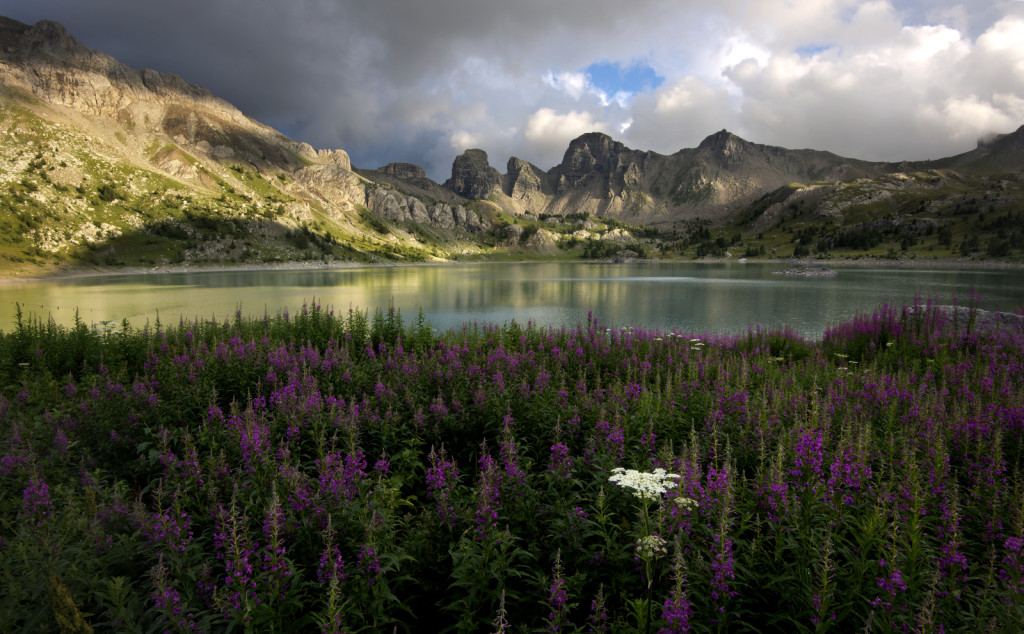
[2,0,681,178]
[3,1,1023,180]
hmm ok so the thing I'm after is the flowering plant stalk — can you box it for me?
[608,467,695,633]
[3,300,1024,630]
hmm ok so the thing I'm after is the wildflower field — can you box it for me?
[1,300,1023,632]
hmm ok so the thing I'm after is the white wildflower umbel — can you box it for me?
[608,467,684,634]
[674,496,699,511]
[608,467,680,502]
[635,534,668,561]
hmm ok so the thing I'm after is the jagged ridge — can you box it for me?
[1,14,1023,275]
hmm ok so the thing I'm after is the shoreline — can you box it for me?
[0,259,425,286]
[1,255,1022,286]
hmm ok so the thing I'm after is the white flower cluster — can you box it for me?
[674,495,699,511]
[608,467,680,502]
[635,534,668,560]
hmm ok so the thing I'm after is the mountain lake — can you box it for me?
[0,261,1022,337]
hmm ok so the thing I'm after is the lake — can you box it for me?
[1,261,1022,337]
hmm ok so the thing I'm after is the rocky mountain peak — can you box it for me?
[505,156,549,205]
[444,148,502,199]
[698,129,745,154]
[376,162,432,189]
[1,16,218,110]
[378,162,427,180]
[2,17,99,67]
[977,125,1024,148]
[970,124,1024,171]
[561,132,625,172]
[551,132,642,195]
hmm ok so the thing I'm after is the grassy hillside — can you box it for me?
[2,91,1023,276]
[652,171,1024,262]
[0,96,487,275]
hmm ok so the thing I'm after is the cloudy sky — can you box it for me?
[5,0,1024,180]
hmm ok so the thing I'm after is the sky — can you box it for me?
[5,0,1024,181]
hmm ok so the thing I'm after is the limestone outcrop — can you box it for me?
[292,165,363,218]
[444,149,502,200]
[505,157,548,202]
[377,163,433,189]
[367,189,489,233]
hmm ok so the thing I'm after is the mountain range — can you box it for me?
[1,15,1022,274]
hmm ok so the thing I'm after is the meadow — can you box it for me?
[0,299,1022,632]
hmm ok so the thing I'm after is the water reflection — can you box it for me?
[1,262,1022,337]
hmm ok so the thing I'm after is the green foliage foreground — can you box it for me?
[1,301,1023,632]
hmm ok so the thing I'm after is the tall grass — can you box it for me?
[1,300,1022,632]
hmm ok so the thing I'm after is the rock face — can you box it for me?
[505,157,546,199]
[504,157,550,212]
[773,265,838,278]
[498,223,525,247]
[377,163,433,189]
[439,128,909,225]
[554,132,634,193]
[0,16,323,173]
[292,164,363,219]
[367,188,489,233]
[545,132,658,200]
[3,17,214,116]
[445,149,502,200]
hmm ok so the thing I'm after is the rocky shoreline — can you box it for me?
[916,304,1024,332]
[772,264,838,277]
[2,255,1023,287]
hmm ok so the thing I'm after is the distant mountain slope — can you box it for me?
[0,16,317,173]
[404,127,1024,226]
[0,16,497,274]
[928,127,1024,173]
[1,15,1022,275]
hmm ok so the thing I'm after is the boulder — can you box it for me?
[369,189,411,222]
[428,203,456,229]
[499,223,524,247]
[601,228,634,242]
[407,197,431,223]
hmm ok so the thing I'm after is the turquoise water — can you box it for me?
[1,262,1022,337]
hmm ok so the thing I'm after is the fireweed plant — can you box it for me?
[0,300,1023,631]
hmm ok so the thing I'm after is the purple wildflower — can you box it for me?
[151,555,201,633]
[357,544,382,586]
[872,558,908,611]
[659,586,693,633]
[499,415,527,492]
[426,446,460,528]
[475,445,502,540]
[22,476,52,526]
[546,550,569,632]
[586,584,608,633]
[547,442,574,480]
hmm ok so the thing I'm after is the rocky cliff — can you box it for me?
[931,126,1024,173]
[376,118,1024,231]
[444,149,502,200]
[0,16,320,173]
[2,15,1022,274]
[0,15,502,272]
[430,129,905,225]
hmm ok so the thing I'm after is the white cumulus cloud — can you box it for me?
[5,0,1023,178]
[523,108,609,165]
